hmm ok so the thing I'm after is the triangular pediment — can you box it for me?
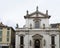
[29,13,45,18]
[32,34,43,37]
[32,34,43,40]
[24,11,51,19]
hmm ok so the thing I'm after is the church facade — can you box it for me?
[15,7,60,48]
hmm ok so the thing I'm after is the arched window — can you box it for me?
[35,21,40,28]
[20,36,24,48]
[51,36,55,48]
[51,34,56,48]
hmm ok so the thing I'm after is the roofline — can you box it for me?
[24,16,51,19]
[0,26,15,32]
[24,10,51,19]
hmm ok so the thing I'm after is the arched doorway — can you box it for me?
[34,39,40,48]
[32,34,43,48]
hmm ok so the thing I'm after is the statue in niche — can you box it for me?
[43,24,45,29]
[30,24,32,29]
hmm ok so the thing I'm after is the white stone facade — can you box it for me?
[15,7,60,48]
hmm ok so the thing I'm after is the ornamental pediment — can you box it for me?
[28,14,46,18]
[32,34,43,40]
[24,6,51,19]
[24,11,50,19]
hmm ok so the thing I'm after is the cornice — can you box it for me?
[16,28,60,32]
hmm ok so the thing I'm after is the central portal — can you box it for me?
[32,34,43,48]
[34,39,40,48]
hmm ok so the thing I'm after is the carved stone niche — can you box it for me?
[32,34,43,40]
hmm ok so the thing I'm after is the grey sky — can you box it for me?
[0,0,60,28]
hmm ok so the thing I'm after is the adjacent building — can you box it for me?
[0,22,15,48]
[15,7,60,48]
[50,23,60,28]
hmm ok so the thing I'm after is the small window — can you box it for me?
[7,31,9,42]
[7,38,9,42]
[35,21,40,28]
[0,31,2,42]
[0,31,2,36]
[7,31,9,37]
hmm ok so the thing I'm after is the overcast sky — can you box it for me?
[0,0,60,28]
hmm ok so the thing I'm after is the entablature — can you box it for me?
[16,28,60,32]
